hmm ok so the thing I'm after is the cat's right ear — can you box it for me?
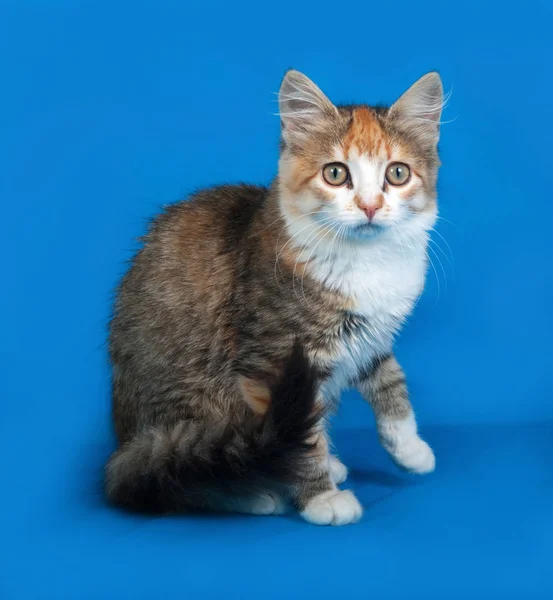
[278,70,338,143]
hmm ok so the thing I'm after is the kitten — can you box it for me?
[106,70,444,526]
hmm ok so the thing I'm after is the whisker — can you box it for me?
[427,243,447,293]
[393,229,407,263]
[303,222,345,302]
[434,215,459,231]
[291,220,335,299]
[274,216,337,285]
[425,248,441,306]
[428,226,454,262]
[428,236,452,266]
[294,222,338,308]
[253,209,332,238]
[397,234,427,311]
[274,220,321,284]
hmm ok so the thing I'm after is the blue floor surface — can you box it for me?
[3,423,551,599]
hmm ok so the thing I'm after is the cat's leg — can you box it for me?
[293,430,362,526]
[357,354,435,474]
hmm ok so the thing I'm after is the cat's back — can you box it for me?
[123,183,267,281]
[112,183,268,336]
[146,183,268,256]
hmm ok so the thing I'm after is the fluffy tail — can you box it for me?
[105,343,322,513]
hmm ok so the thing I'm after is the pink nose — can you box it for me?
[361,205,379,221]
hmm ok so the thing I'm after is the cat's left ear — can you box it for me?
[278,70,338,143]
[389,72,444,145]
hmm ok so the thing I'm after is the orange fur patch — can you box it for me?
[240,377,271,416]
[285,156,320,195]
[286,158,334,202]
[342,107,388,158]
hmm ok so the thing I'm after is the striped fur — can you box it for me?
[106,344,323,513]
[358,355,435,474]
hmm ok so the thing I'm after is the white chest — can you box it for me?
[311,233,428,399]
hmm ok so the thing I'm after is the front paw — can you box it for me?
[300,490,363,526]
[378,415,436,475]
[390,436,435,474]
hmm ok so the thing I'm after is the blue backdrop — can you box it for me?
[2,1,552,599]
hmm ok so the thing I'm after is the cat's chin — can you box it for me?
[346,221,387,241]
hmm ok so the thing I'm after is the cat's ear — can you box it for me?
[389,72,444,145]
[278,70,338,142]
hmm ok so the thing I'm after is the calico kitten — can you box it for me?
[106,70,444,526]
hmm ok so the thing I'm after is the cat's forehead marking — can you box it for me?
[342,107,391,160]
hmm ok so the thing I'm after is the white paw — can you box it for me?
[300,490,362,526]
[391,436,435,474]
[378,414,435,475]
[248,493,287,516]
[329,456,348,485]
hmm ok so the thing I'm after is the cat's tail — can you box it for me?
[105,343,323,514]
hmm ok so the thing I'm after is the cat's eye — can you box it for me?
[385,162,411,186]
[322,162,349,186]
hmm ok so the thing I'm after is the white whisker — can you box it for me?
[294,222,338,309]
[428,227,454,262]
[274,215,336,286]
[427,243,447,292]
[435,215,459,231]
[425,246,441,305]
[428,236,452,265]
[253,209,329,238]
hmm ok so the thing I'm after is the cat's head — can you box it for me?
[277,70,444,243]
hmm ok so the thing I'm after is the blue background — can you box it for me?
[2,1,552,598]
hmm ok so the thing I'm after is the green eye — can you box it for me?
[385,162,411,186]
[322,162,349,186]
